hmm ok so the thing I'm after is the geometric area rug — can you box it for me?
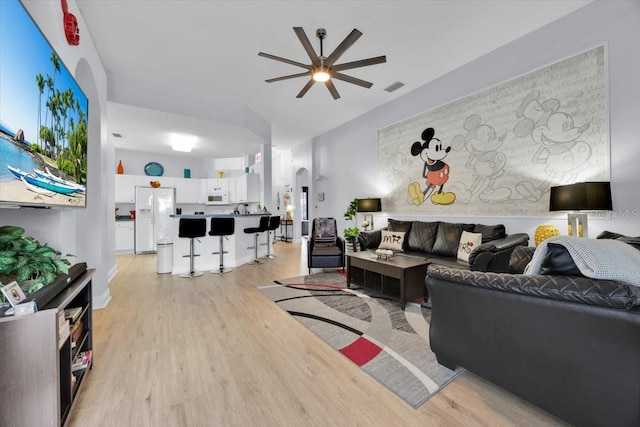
[258,271,464,408]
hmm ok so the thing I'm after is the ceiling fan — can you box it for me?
[258,27,386,100]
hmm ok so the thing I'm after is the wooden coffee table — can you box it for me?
[346,251,429,309]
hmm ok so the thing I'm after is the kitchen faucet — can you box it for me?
[233,203,249,214]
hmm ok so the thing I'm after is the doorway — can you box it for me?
[301,186,309,236]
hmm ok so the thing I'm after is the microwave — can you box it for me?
[205,192,230,205]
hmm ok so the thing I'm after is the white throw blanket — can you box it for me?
[525,236,640,287]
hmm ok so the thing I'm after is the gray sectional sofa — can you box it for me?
[357,219,529,273]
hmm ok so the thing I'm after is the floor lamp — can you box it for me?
[549,182,612,238]
[357,198,382,231]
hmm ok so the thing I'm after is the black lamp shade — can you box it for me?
[549,182,612,211]
[357,198,382,212]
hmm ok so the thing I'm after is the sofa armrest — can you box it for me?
[468,233,529,272]
[473,233,529,254]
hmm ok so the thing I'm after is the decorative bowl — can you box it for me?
[375,248,394,261]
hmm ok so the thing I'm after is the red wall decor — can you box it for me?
[61,0,79,45]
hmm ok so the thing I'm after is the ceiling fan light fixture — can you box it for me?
[312,66,331,82]
[260,27,386,99]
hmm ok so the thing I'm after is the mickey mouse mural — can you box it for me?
[407,128,456,206]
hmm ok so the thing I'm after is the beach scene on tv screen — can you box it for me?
[0,0,88,207]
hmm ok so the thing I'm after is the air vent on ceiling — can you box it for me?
[384,82,405,93]
[112,133,123,138]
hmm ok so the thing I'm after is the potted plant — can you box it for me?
[0,226,73,304]
[343,198,359,251]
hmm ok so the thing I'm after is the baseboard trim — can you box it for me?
[93,288,111,309]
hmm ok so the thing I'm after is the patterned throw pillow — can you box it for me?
[378,230,406,252]
[457,231,483,262]
[314,218,336,247]
[388,219,413,250]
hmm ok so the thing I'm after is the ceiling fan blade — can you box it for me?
[265,71,311,83]
[293,27,320,66]
[324,29,362,67]
[296,79,315,98]
[258,52,311,70]
[332,55,386,72]
[332,72,373,88]
[325,80,341,100]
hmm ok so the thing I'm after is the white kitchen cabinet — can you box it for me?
[114,175,136,203]
[227,178,237,203]
[205,178,229,193]
[234,174,259,202]
[175,178,202,203]
[159,177,176,189]
[115,221,135,253]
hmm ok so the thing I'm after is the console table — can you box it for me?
[280,219,293,242]
[346,251,428,309]
[0,268,94,427]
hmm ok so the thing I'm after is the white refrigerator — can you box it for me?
[135,187,175,253]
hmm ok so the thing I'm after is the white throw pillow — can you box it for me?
[379,230,406,252]
[457,231,483,262]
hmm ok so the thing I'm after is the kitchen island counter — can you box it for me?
[170,214,272,275]
[170,213,269,218]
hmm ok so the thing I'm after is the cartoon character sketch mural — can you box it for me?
[378,46,605,216]
[449,114,511,203]
[513,90,592,201]
[408,128,456,206]
[378,138,414,206]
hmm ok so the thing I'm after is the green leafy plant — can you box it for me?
[0,226,72,296]
[343,198,359,245]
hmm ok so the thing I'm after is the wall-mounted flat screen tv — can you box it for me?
[0,0,88,208]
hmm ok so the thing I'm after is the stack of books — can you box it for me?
[64,307,82,323]
[66,307,84,347]
[72,350,92,372]
[57,310,70,349]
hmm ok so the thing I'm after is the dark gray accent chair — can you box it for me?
[307,217,345,274]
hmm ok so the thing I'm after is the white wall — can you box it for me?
[272,150,292,217]
[308,1,640,241]
[2,0,112,306]
[115,148,207,179]
[289,139,313,243]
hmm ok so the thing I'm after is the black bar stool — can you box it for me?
[178,218,207,278]
[209,217,235,274]
[243,216,269,265]
[263,216,280,259]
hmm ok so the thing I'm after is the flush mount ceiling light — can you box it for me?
[259,27,386,99]
[171,133,196,153]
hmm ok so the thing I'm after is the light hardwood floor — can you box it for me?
[68,241,567,426]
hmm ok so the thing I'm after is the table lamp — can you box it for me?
[549,182,612,237]
[357,198,382,231]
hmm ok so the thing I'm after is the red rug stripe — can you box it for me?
[339,337,383,366]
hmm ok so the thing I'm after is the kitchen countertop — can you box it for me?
[170,213,271,218]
